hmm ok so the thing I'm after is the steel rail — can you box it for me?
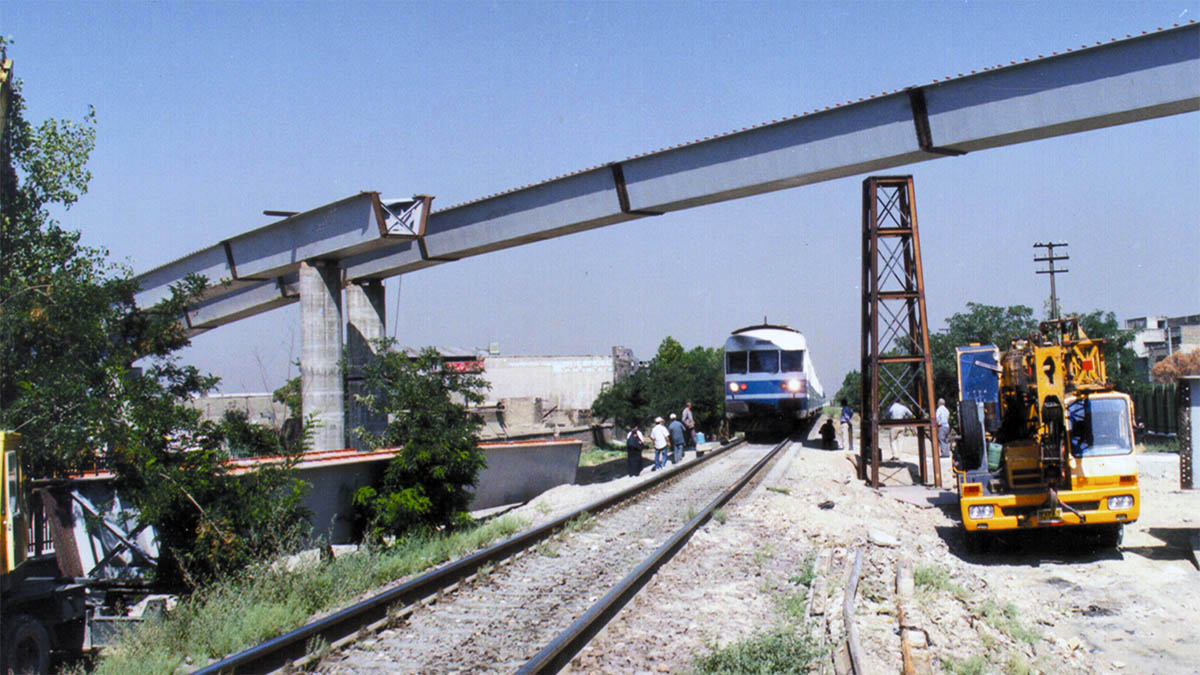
[518,437,792,674]
[193,437,744,674]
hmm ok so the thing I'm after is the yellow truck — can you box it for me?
[954,318,1139,552]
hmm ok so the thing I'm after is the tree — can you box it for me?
[352,343,490,540]
[833,370,862,411]
[1151,349,1200,383]
[592,337,724,434]
[1,45,310,587]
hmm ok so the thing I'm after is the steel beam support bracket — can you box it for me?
[377,193,459,263]
[907,88,967,157]
[609,163,664,217]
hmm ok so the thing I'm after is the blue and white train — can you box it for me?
[724,323,825,433]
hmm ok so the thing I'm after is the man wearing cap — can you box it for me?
[668,413,686,464]
[650,416,671,470]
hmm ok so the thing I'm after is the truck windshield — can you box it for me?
[1068,397,1133,457]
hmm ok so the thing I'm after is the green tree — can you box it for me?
[352,343,490,540]
[833,371,862,411]
[592,337,724,434]
[1,45,310,587]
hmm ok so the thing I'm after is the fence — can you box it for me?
[1132,383,1178,436]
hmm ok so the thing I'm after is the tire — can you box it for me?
[958,400,985,472]
[1,614,51,674]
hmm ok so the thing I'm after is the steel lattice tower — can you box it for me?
[860,176,941,488]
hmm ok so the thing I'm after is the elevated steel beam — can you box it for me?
[341,24,1198,281]
[134,192,430,312]
[137,24,1199,326]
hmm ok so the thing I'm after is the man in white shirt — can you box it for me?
[650,416,671,471]
[887,400,913,460]
[936,398,951,458]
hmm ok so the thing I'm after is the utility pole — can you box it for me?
[1033,242,1069,321]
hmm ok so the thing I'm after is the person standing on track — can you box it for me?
[625,423,646,477]
[681,402,696,454]
[668,413,686,465]
[840,398,854,451]
[651,416,670,471]
[936,398,951,458]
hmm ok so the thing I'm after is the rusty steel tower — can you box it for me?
[860,176,941,488]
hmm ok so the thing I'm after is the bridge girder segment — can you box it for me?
[341,24,1198,282]
[141,25,1197,329]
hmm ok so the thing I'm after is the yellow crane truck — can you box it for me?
[954,317,1139,552]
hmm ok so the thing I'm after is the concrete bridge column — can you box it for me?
[346,279,388,450]
[300,260,345,452]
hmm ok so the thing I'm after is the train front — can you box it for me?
[723,326,814,431]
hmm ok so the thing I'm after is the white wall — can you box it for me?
[483,355,616,411]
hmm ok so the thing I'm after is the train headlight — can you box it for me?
[1107,495,1134,510]
[729,382,740,393]
[786,378,802,392]
[967,505,994,520]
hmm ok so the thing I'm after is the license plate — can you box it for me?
[1038,508,1062,524]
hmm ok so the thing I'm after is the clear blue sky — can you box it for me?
[5,1,1198,396]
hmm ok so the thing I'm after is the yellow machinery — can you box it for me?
[2,431,29,577]
[954,318,1139,551]
[2,432,90,673]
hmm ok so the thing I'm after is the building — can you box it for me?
[1125,314,1200,380]
[193,346,638,448]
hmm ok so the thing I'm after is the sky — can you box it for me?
[4,1,1198,397]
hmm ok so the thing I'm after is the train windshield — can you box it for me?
[749,350,779,373]
[781,350,805,373]
[1068,397,1133,457]
[726,351,747,374]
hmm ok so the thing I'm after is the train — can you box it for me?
[724,323,826,435]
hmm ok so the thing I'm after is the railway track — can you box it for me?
[195,437,791,673]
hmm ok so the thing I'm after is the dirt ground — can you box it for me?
[531,419,1200,674]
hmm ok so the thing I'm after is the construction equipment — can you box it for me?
[2,432,87,672]
[3,432,162,672]
[954,317,1139,551]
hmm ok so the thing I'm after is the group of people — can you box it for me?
[624,402,697,477]
[833,396,952,460]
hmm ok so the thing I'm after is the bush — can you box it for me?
[352,344,489,541]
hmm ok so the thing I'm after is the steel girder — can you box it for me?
[137,25,1199,332]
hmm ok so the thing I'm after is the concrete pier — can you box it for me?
[346,279,388,450]
[300,261,345,452]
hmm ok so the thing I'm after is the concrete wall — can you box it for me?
[468,440,582,510]
[483,354,618,410]
[191,392,290,428]
[293,439,584,542]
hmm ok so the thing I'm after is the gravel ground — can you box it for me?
[567,419,1199,674]
[317,421,1199,674]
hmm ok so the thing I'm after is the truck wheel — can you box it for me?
[1,614,51,674]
